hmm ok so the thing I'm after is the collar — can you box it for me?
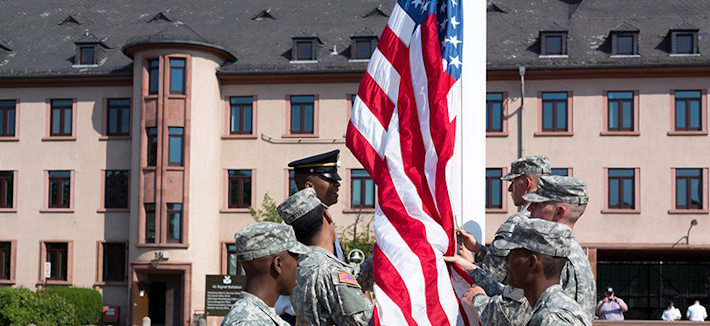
[239,292,288,325]
[308,245,349,266]
[532,284,563,314]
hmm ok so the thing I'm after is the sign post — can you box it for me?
[43,262,51,296]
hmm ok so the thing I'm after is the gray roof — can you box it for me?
[0,0,390,78]
[488,0,710,70]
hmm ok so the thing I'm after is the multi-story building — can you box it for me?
[487,0,710,319]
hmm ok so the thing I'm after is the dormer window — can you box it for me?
[539,23,568,57]
[291,29,321,62]
[350,27,378,60]
[73,30,108,67]
[609,22,639,56]
[79,46,95,65]
[670,22,699,55]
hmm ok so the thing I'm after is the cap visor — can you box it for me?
[288,241,311,256]
[492,237,523,251]
[500,173,520,181]
[522,192,553,203]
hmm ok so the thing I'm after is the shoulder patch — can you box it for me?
[337,272,358,286]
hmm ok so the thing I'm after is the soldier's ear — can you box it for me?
[272,255,283,276]
[528,253,539,273]
[304,181,315,189]
[323,209,333,224]
[553,204,567,223]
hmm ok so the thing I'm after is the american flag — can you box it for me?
[346,0,475,325]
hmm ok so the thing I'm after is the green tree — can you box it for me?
[249,192,282,223]
[339,210,375,261]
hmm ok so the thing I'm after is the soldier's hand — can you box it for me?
[443,254,477,274]
[457,229,481,253]
[458,242,474,262]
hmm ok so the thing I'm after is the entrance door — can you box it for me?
[131,282,150,326]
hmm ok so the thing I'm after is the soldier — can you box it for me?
[447,175,596,325]
[221,222,309,326]
[495,219,591,326]
[278,188,373,325]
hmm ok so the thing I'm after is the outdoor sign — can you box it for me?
[205,274,246,316]
[43,262,51,278]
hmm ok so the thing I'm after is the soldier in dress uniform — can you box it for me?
[278,188,373,326]
[495,218,591,326]
[221,222,309,326]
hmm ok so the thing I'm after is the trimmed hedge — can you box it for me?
[48,287,103,325]
[0,286,77,326]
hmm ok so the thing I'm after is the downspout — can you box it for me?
[518,66,526,158]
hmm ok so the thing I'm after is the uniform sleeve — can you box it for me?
[474,286,532,326]
[468,267,504,296]
[478,253,508,284]
[321,270,373,326]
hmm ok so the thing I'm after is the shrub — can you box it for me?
[0,287,77,326]
[48,287,103,325]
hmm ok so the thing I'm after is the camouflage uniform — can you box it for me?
[471,176,596,325]
[222,222,310,326]
[278,188,373,326]
[222,292,292,326]
[528,285,592,326]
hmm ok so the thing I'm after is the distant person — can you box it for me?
[595,287,628,320]
[687,300,708,322]
[221,222,309,326]
[662,300,681,321]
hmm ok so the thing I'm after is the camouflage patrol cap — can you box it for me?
[493,218,572,258]
[277,188,325,225]
[522,175,589,205]
[234,222,309,261]
[501,156,551,181]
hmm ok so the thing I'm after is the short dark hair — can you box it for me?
[537,253,567,280]
[289,205,325,245]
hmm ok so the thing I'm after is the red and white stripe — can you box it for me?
[346,2,476,325]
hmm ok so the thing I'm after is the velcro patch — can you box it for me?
[337,272,358,286]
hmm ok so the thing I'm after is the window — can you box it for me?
[0,100,16,137]
[486,93,505,133]
[290,95,315,134]
[225,243,245,276]
[168,127,184,166]
[0,171,14,209]
[288,170,298,196]
[104,170,128,209]
[147,127,158,166]
[48,171,71,209]
[608,169,636,210]
[0,242,11,281]
[107,98,130,136]
[148,59,160,95]
[145,203,156,243]
[676,169,703,210]
[50,99,73,137]
[230,97,253,134]
[486,168,503,209]
[612,33,638,56]
[167,203,182,242]
[170,58,186,95]
[79,46,95,65]
[674,91,702,131]
[541,32,566,56]
[607,91,635,132]
[46,242,68,281]
[352,38,376,60]
[551,168,569,176]
[673,32,697,55]
[351,169,375,209]
[295,41,315,61]
[228,170,252,209]
[102,243,126,283]
[541,92,569,132]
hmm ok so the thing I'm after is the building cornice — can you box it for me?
[488,65,710,81]
[0,75,132,88]
[218,71,365,85]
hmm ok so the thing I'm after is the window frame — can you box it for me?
[147,58,160,95]
[0,99,19,140]
[349,169,376,210]
[293,39,317,61]
[0,240,17,284]
[42,170,74,212]
[168,127,184,167]
[672,31,698,55]
[221,242,246,276]
[227,170,253,209]
[39,240,73,285]
[102,98,131,139]
[0,170,17,212]
[485,167,508,213]
[536,91,573,136]
[670,168,709,214]
[79,46,96,65]
[44,98,77,140]
[550,168,572,177]
[144,203,156,243]
[146,127,158,167]
[611,33,639,56]
[486,92,508,136]
[351,37,377,60]
[96,241,127,285]
[284,95,319,137]
[670,90,707,135]
[166,203,183,243]
[169,58,186,95]
[100,170,130,212]
[602,168,641,214]
[223,96,257,139]
[602,91,640,135]
[540,32,567,56]
[223,169,255,212]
